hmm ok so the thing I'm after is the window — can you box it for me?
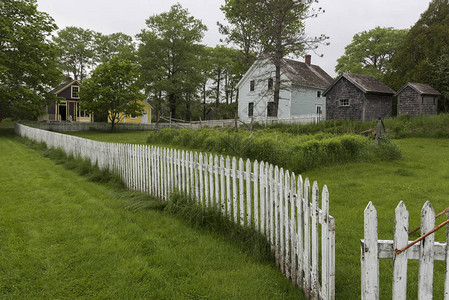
[268,78,273,90]
[317,91,322,98]
[248,103,254,117]
[71,86,79,98]
[339,98,349,107]
[250,80,255,91]
[267,102,277,117]
[316,105,322,114]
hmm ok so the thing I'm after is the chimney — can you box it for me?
[305,54,311,66]
[67,76,73,82]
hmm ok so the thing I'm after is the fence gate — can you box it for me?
[361,201,449,299]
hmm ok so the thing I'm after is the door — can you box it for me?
[141,110,148,124]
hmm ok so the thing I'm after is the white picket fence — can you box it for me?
[361,201,449,299]
[15,123,335,299]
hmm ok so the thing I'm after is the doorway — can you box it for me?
[59,104,67,121]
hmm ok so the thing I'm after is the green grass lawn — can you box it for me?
[0,128,304,299]
[303,138,448,299]
[68,129,449,298]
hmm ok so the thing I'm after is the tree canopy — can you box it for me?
[386,0,449,110]
[0,0,61,120]
[53,26,96,81]
[335,27,408,79]
[137,4,207,120]
[79,56,143,131]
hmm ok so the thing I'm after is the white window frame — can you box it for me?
[71,85,80,99]
[339,98,350,107]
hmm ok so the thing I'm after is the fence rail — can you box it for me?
[361,201,449,299]
[15,123,335,299]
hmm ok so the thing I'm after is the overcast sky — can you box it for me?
[36,0,431,77]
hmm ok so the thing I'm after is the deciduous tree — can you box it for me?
[137,4,207,120]
[0,0,61,120]
[220,0,328,117]
[386,0,449,111]
[79,57,143,132]
[94,32,136,64]
[335,27,408,80]
[53,26,96,80]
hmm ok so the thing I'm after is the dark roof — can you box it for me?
[281,58,334,89]
[323,73,395,96]
[396,82,441,96]
[51,79,80,94]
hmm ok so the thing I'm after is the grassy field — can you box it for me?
[0,128,304,299]
[68,129,449,298]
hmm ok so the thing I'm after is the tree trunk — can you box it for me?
[169,93,176,119]
[185,92,191,121]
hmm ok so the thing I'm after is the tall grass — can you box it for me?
[265,113,449,138]
[147,128,402,173]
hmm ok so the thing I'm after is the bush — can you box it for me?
[147,128,402,173]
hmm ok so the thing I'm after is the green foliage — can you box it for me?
[335,27,408,79]
[147,128,401,173]
[137,4,207,120]
[79,57,143,131]
[386,0,449,110]
[0,0,61,120]
[94,32,136,64]
[53,26,96,80]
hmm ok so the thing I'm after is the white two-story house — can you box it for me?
[236,55,333,122]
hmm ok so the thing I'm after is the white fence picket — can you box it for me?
[361,200,447,300]
[419,201,435,300]
[15,123,335,300]
[393,201,409,300]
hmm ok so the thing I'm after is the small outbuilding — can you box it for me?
[396,82,440,116]
[323,73,395,121]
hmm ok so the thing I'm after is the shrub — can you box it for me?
[146,128,401,173]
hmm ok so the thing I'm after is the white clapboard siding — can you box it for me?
[361,201,448,300]
[15,123,336,300]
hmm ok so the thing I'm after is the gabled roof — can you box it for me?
[396,82,441,96]
[236,57,333,90]
[51,79,80,94]
[281,58,333,89]
[323,73,394,96]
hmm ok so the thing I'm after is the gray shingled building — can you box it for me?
[396,82,441,116]
[323,73,395,121]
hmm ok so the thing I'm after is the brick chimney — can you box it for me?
[305,54,311,66]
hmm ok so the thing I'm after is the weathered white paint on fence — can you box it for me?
[15,123,335,300]
[361,201,448,299]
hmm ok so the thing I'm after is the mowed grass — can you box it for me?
[0,128,304,299]
[70,129,449,298]
[303,138,449,299]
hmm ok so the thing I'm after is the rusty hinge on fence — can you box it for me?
[395,217,449,255]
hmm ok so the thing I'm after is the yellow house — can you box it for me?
[110,99,152,124]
